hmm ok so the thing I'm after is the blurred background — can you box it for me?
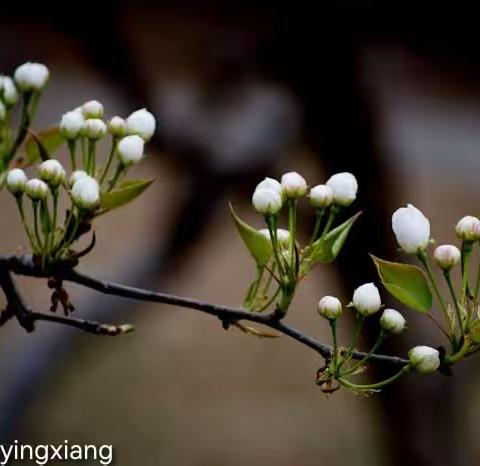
[2,1,480,464]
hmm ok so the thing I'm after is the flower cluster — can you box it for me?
[1,62,156,269]
[234,171,359,314]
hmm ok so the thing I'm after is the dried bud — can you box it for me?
[7,168,28,195]
[317,296,343,320]
[309,184,333,209]
[281,172,307,198]
[408,346,440,373]
[380,308,406,334]
[352,282,381,316]
[433,244,461,270]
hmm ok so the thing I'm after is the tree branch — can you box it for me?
[0,254,409,366]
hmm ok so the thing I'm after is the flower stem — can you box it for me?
[337,315,364,370]
[15,196,37,252]
[287,199,297,278]
[443,270,465,341]
[342,330,386,376]
[461,240,474,299]
[309,208,325,245]
[320,205,338,238]
[107,163,125,192]
[68,139,77,171]
[329,319,339,374]
[339,365,411,391]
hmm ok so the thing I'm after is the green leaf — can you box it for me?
[100,178,154,211]
[25,126,64,165]
[371,255,432,313]
[229,203,272,266]
[300,212,361,275]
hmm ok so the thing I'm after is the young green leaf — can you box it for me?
[25,126,64,165]
[300,212,361,275]
[100,179,154,211]
[371,255,432,313]
[229,203,272,266]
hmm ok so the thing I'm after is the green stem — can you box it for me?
[266,215,285,278]
[81,138,87,168]
[417,251,452,333]
[32,201,43,253]
[68,139,77,171]
[342,330,386,376]
[320,205,338,238]
[5,92,32,164]
[329,319,339,374]
[461,241,474,299]
[309,209,325,245]
[100,136,118,185]
[258,287,281,312]
[287,199,297,278]
[107,163,125,192]
[87,139,96,176]
[339,365,411,391]
[443,270,465,341]
[337,315,364,370]
[15,196,37,252]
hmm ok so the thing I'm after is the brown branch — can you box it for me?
[0,254,409,366]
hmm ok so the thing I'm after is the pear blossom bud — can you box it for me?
[318,296,343,320]
[392,204,430,253]
[255,177,282,196]
[38,159,66,187]
[126,108,156,141]
[1,76,19,106]
[71,176,100,210]
[326,172,358,206]
[352,283,381,316]
[6,169,27,195]
[108,116,126,137]
[14,62,49,92]
[309,184,333,209]
[281,172,307,198]
[117,135,145,166]
[69,170,89,187]
[0,101,5,122]
[252,188,282,215]
[433,244,461,270]
[455,216,480,241]
[380,308,406,334]
[408,346,440,373]
[84,118,107,140]
[259,228,291,249]
[26,178,49,201]
[60,111,85,140]
[82,100,104,119]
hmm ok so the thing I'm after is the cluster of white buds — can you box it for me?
[317,295,343,320]
[13,62,49,93]
[433,244,461,270]
[351,282,382,316]
[455,215,480,242]
[392,204,430,254]
[380,308,406,334]
[408,346,440,373]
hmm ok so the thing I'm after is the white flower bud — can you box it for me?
[6,168,27,195]
[126,108,156,141]
[455,216,480,241]
[380,308,406,334]
[309,184,333,209]
[408,346,440,373]
[60,111,85,140]
[352,282,382,316]
[255,177,282,196]
[82,100,104,119]
[14,62,49,92]
[326,172,358,206]
[69,170,89,187]
[281,172,307,198]
[433,244,461,270]
[84,118,107,140]
[71,176,100,210]
[258,228,291,249]
[392,204,430,254]
[38,159,66,187]
[252,188,282,215]
[318,296,343,320]
[108,116,126,137]
[0,101,5,122]
[26,178,49,201]
[117,135,145,166]
[1,76,19,106]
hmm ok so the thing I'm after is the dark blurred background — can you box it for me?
[2,2,480,465]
